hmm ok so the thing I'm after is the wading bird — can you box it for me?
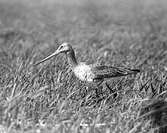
[35,42,140,95]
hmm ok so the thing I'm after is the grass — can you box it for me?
[0,0,167,133]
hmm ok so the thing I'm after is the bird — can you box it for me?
[35,42,140,95]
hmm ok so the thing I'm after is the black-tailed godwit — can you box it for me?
[35,42,140,95]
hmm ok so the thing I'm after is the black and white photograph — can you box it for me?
[0,0,167,133]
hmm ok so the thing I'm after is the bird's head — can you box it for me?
[56,42,72,54]
[35,42,73,65]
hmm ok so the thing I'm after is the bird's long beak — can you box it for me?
[35,50,59,65]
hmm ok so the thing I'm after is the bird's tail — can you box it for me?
[123,68,140,75]
[111,67,140,77]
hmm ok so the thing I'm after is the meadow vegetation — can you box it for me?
[0,0,167,132]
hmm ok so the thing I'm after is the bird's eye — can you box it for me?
[59,46,63,49]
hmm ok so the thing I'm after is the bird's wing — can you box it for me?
[91,65,139,79]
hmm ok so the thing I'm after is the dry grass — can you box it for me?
[0,0,167,133]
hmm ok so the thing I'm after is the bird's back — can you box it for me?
[92,65,140,80]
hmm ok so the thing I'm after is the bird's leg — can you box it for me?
[104,81,114,93]
[94,81,103,98]
[95,85,103,98]
[104,81,117,98]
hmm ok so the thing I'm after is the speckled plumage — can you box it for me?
[73,62,95,82]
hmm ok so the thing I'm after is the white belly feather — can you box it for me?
[73,63,95,82]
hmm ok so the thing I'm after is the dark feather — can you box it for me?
[92,65,140,79]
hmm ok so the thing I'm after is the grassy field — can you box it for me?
[0,0,167,133]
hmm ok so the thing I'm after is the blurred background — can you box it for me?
[0,0,167,32]
[0,0,167,57]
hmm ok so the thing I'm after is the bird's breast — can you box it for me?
[73,63,95,82]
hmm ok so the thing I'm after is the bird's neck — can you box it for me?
[66,49,78,68]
